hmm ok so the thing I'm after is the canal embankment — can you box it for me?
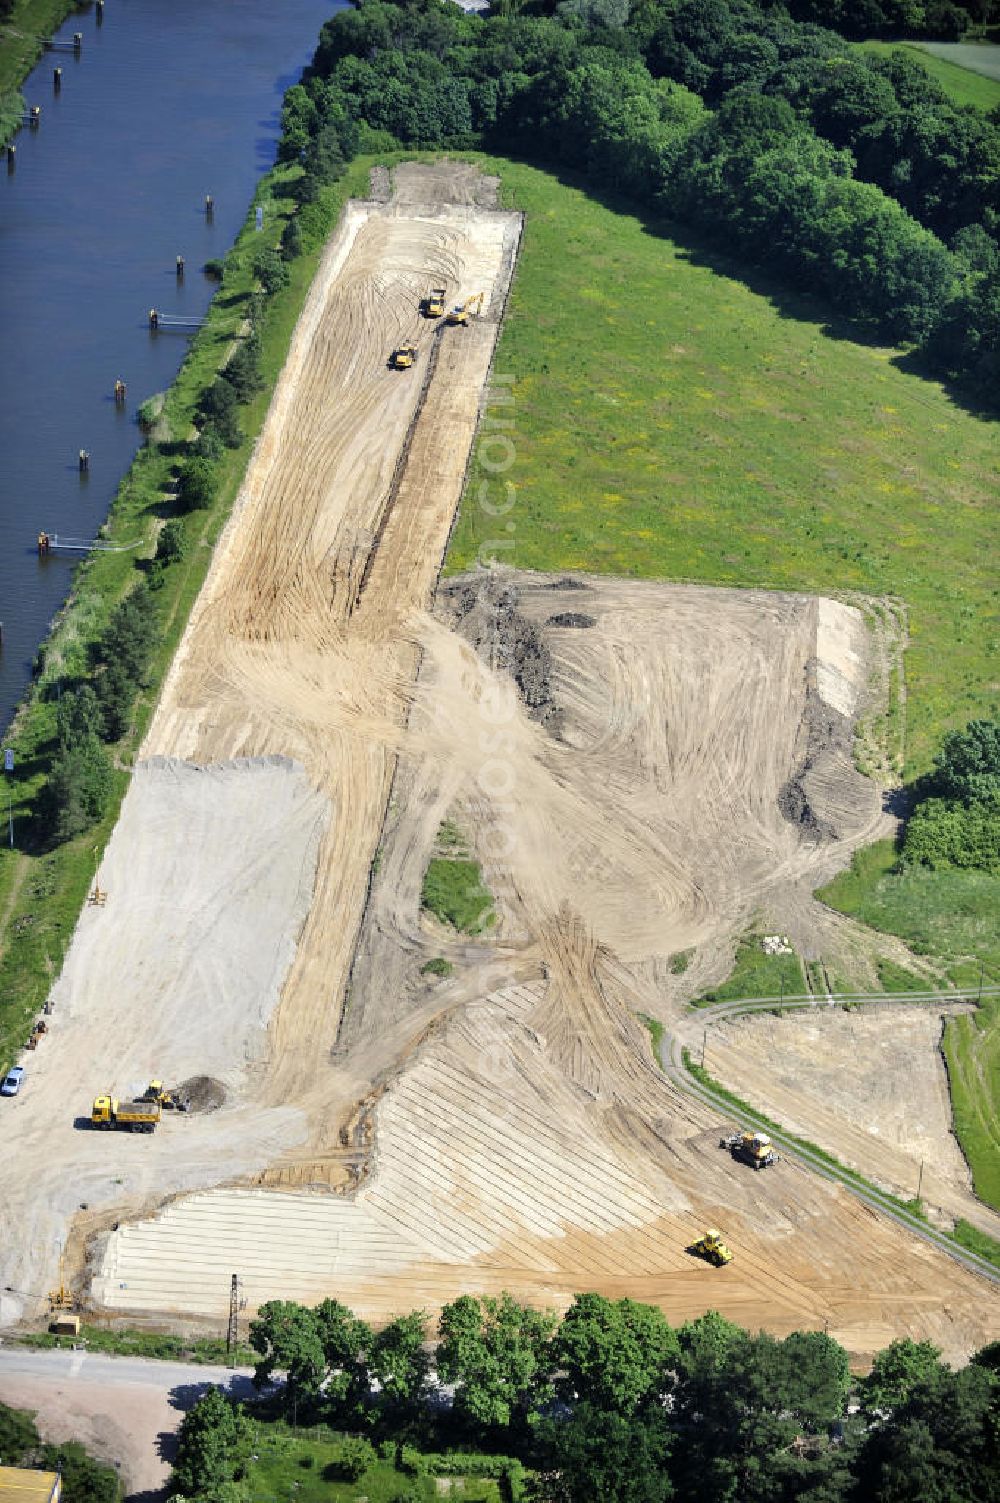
[0,0,76,146]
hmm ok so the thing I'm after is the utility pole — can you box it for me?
[701,1027,707,1069]
[978,959,985,1004]
[917,1159,924,1203]
[226,1272,239,1362]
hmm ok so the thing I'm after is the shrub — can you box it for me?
[41,733,113,842]
[903,798,1000,871]
[136,393,165,431]
[281,214,303,261]
[176,456,217,513]
[323,1437,376,1482]
[93,582,158,684]
[193,429,225,463]
[55,685,104,748]
[421,956,454,978]
[155,519,187,567]
[222,333,263,403]
[203,257,225,280]
[930,721,1000,806]
[199,379,243,448]
[252,246,290,295]
[95,661,135,742]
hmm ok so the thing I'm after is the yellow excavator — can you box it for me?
[424,286,446,318]
[142,1080,189,1111]
[390,344,417,370]
[687,1228,733,1266]
[446,291,484,326]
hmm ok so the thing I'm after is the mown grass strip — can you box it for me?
[0,155,377,1074]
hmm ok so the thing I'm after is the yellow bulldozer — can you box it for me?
[390,344,417,370]
[423,286,446,318]
[446,292,484,326]
[687,1228,733,1266]
[721,1129,779,1170]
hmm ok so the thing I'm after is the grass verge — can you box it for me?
[0,155,377,1074]
[18,1323,255,1365]
[818,841,1000,980]
[941,997,1000,1209]
[819,840,1000,1208]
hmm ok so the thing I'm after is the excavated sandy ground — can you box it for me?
[705,1005,987,1225]
[0,758,322,1326]
[96,568,998,1363]
[5,164,998,1365]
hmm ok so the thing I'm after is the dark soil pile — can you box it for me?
[442,572,562,731]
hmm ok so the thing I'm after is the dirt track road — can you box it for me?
[0,1347,254,1496]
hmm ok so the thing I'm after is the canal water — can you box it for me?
[0,0,341,736]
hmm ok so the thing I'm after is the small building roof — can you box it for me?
[0,1469,61,1503]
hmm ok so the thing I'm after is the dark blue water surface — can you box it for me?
[0,0,339,735]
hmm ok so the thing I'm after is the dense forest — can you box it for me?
[280,0,1000,408]
[170,1292,1000,1503]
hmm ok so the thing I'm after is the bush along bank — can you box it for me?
[0,134,369,1074]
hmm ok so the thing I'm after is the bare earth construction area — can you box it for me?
[3,165,998,1365]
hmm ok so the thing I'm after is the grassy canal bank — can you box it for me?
[0,0,77,146]
[0,154,376,1074]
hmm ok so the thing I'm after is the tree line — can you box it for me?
[781,0,997,42]
[167,1291,1000,1502]
[284,0,999,403]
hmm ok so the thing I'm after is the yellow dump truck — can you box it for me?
[424,286,446,318]
[91,1095,160,1133]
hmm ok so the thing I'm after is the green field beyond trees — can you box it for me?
[449,159,998,774]
[860,39,1000,109]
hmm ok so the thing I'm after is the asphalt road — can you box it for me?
[0,1346,255,1496]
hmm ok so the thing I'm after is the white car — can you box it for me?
[1,1066,24,1097]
